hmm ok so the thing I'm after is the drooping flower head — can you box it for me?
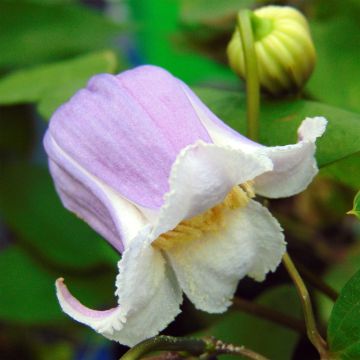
[44,65,326,346]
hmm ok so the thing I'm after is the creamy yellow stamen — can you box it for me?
[152,182,255,251]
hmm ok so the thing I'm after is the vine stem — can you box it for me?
[237,10,260,141]
[120,336,205,360]
[282,252,330,359]
[119,336,269,360]
[210,338,269,360]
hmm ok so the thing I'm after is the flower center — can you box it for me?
[152,182,255,251]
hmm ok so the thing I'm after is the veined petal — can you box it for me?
[56,232,182,346]
[47,65,212,210]
[152,141,273,238]
[165,199,286,313]
[254,117,327,198]
[182,84,260,151]
[44,133,147,252]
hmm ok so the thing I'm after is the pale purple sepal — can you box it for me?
[44,128,129,252]
[181,83,262,149]
[47,65,212,209]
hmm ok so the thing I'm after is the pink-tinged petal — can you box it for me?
[44,133,147,252]
[151,141,273,238]
[254,117,327,198]
[165,200,286,313]
[56,233,182,346]
[47,65,212,210]
[56,279,126,337]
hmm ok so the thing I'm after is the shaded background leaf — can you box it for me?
[0,244,117,324]
[0,163,118,268]
[0,51,119,119]
[0,1,122,70]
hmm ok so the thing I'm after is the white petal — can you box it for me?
[298,116,327,142]
[152,141,273,238]
[165,199,286,313]
[56,231,182,346]
[114,231,182,345]
[254,117,327,198]
[245,200,287,281]
[183,87,327,199]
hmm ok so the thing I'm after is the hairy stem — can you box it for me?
[210,338,269,360]
[120,336,269,360]
[120,336,205,360]
[237,9,260,141]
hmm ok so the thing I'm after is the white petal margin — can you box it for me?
[254,117,327,198]
[115,231,182,345]
[56,231,182,347]
[152,141,273,238]
[165,199,286,313]
[182,92,327,199]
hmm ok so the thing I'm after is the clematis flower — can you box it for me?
[44,65,326,346]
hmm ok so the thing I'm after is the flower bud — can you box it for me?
[227,6,316,96]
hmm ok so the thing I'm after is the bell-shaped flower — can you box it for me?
[44,65,326,346]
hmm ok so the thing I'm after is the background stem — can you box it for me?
[232,297,306,333]
[296,260,339,302]
[237,10,260,141]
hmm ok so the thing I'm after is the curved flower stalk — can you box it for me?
[44,65,327,346]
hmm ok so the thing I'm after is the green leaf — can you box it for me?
[194,87,360,188]
[347,190,360,220]
[317,252,360,326]
[0,51,118,119]
[328,269,360,359]
[206,286,301,360]
[308,17,360,113]
[0,1,122,69]
[0,163,117,269]
[320,153,360,190]
[0,245,116,323]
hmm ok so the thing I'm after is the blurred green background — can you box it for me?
[0,1,359,359]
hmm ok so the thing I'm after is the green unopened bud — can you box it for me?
[227,6,316,96]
